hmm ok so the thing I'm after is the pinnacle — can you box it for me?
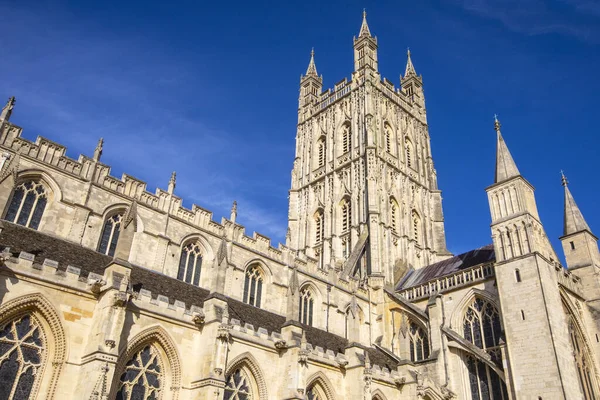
[358,9,372,38]
[493,116,521,184]
[563,176,593,236]
[305,48,318,76]
[404,48,417,77]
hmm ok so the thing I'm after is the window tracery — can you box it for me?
[4,181,47,230]
[115,345,163,400]
[224,368,252,400]
[405,137,413,168]
[462,297,507,400]
[0,314,45,400]
[299,287,314,326]
[177,241,203,286]
[98,213,123,256]
[306,383,327,400]
[243,265,263,308]
[408,322,429,361]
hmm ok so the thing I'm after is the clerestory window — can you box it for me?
[177,241,203,286]
[299,287,314,326]
[98,213,123,256]
[408,322,430,361]
[243,265,263,308]
[4,180,47,230]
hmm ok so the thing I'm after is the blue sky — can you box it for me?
[1,0,599,260]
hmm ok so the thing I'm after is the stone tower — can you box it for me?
[560,175,600,331]
[487,118,583,399]
[287,12,450,286]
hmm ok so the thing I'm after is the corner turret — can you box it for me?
[401,50,425,109]
[353,10,378,73]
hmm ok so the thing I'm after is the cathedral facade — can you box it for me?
[0,12,599,400]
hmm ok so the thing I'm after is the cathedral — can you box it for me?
[0,12,599,400]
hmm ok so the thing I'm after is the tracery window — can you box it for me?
[390,198,399,234]
[223,368,252,400]
[98,213,123,256]
[177,241,203,286]
[299,287,314,326]
[4,181,48,230]
[405,138,413,168]
[306,383,327,400]
[317,138,326,168]
[566,306,599,399]
[463,297,508,400]
[315,210,324,244]
[411,210,421,245]
[116,345,163,400]
[341,198,351,233]
[0,314,45,400]
[408,322,429,361]
[342,124,351,154]
[243,265,263,308]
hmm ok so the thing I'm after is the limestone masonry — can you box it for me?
[0,11,598,400]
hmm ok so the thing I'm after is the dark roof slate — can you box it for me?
[0,222,399,369]
[396,244,495,291]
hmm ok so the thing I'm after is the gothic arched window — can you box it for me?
[317,138,326,168]
[115,344,163,400]
[341,198,351,233]
[306,382,327,400]
[405,137,413,168]
[411,210,421,245]
[223,368,253,400]
[390,198,399,234]
[98,213,124,256]
[565,305,599,399]
[463,298,508,400]
[409,322,430,361]
[243,265,263,308]
[177,241,203,286]
[315,210,324,244]
[4,180,48,230]
[385,124,393,154]
[0,314,45,400]
[299,287,314,326]
[342,124,351,154]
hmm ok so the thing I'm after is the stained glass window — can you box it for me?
[408,322,429,361]
[223,368,252,400]
[299,288,314,326]
[177,242,203,286]
[463,298,508,400]
[116,345,163,400]
[243,265,263,308]
[98,213,123,256]
[0,314,45,400]
[4,181,47,230]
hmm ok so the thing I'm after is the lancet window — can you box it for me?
[565,305,599,399]
[223,368,252,400]
[315,210,324,244]
[390,198,399,234]
[299,287,314,326]
[317,138,326,168]
[463,297,508,400]
[243,265,263,308]
[0,314,45,400]
[385,124,393,154]
[342,124,351,154]
[4,180,48,230]
[408,322,429,361]
[177,241,203,286]
[115,345,163,400]
[306,383,327,400]
[411,210,421,245]
[98,213,123,256]
[405,137,413,168]
[341,198,351,233]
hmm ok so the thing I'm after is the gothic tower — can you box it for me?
[487,118,583,399]
[287,12,450,286]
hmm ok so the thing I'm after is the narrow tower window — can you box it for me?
[385,124,393,154]
[411,210,421,245]
[98,213,124,256]
[243,265,263,308]
[342,124,351,154]
[315,210,324,244]
[4,180,48,230]
[405,138,413,168]
[341,198,351,233]
[390,198,399,234]
[317,138,326,168]
[515,269,521,283]
[177,241,203,286]
[521,310,526,320]
[570,241,575,250]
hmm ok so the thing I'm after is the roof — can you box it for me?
[0,222,398,369]
[396,244,495,291]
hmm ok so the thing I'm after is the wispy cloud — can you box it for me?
[453,0,600,43]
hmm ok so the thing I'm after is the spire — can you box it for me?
[93,138,103,162]
[493,115,521,183]
[404,48,417,77]
[168,171,176,194]
[305,48,318,77]
[358,9,372,38]
[0,96,15,122]
[562,173,592,236]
